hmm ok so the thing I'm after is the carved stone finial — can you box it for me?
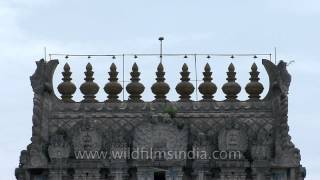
[104,63,123,102]
[245,63,264,100]
[57,63,76,102]
[222,63,241,101]
[151,63,170,102]
[176,63,194,101]
[198,63,217,101]
[80,63,100,102]
[126,63,145,102]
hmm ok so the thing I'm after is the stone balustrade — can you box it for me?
[57,61,265,102]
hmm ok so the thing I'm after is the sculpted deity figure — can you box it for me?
[226,129,241,150]
[73,120,102,152]
[218,123,248,153]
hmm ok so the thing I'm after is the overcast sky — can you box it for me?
[0,0,319,179]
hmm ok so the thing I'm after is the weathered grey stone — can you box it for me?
[15,59,305,180]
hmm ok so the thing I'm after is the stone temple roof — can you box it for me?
[15,58,306,180]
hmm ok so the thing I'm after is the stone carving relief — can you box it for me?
[192,132,211,154]
[218,121,248,153]
[48,132,70,159]
[72,120,102,152]
[251,145,271,161]
[251,129,273,160]
[150,113,184,129]
[133,114,188,158]
[18,150,28,167]
[29,148,48,167]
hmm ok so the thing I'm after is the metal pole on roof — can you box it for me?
[274,47,277,64]
[122,54,125,101]
[44,47,47,60]
[194,54,198,101]
[269,53,272,62]
[159,37,164,63]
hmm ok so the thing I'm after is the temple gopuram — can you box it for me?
[15,57,306,180]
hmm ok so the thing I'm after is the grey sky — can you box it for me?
[0,0,319,179]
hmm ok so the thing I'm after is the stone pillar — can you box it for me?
[48,169,67,180]
[136,167,153,180]
[298,166,306,180]
[25,171,31,180]
[192,159,210,180]
[194,170,206,180]
[15,168,27,180]
[252,168,271,180]
[165,172,171,180]
[289,168,296,180]
[271,169,288,180]
[110,168,129,180]
[167,167,183,180]
[176,171,183,180]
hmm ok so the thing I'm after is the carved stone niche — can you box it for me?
[218,122,248,154]
[192,132,211,154]
[48,132,70,160]
[72,120,102,152]
[133,115,188,161]
[251,129,272,161]
[29,147,48,168]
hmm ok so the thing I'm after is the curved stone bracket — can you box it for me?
[262,59,291,101]
[30,59,59,95]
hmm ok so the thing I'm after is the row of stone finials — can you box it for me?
[57,62,264,102]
